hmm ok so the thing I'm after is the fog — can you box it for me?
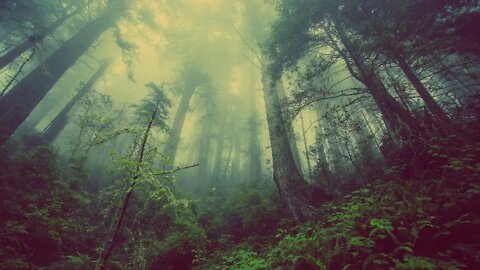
[1,0,478,269]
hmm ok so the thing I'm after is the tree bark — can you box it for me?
[0,1,87,70]
[248,69,262,183]
[276,79,304,176]
[396,56,452,124]
[0,2,124,145]
[334,24,422,149]
[261,61,314,224]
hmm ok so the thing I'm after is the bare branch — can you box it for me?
[152,163,199,176]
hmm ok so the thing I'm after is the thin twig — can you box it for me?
[0,45,36,97]
[230,23,263,66]
[152,163,199,176]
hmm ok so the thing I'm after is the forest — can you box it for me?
[0,0,479,269]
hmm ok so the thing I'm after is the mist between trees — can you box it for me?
[0,0,479,269]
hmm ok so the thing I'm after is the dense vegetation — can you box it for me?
[0,0,479,269]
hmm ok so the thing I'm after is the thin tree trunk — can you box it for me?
[396,56,452,123]
[222,137,234,180]
[324,125,343,172]
[385,68,414,113]
[0,2,124,145]
[40,60,109,144]
[230,133,241,183]
[300,112,312,179]
[248,69,262,183]
[438,60,475,95]
[195,119,212,193]
[359,109,382,152]
[98,109,157,270]
[314,126,333,192]
[212,126,225,178]
[334,24,422,149]
[162,84,196,170]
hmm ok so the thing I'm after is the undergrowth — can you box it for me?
[197,140,480,270]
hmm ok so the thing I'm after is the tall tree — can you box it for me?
[261,58,315,224]
[162,67,207,170]
[337,0,478,131]
[98,83,171,270]
[0,0,127,145]
[40,60,110,144]
[276,78,304,175]
[267,0,424,154]
[247,69,262,182]
[0,1,87,70]
[239,0,318,223]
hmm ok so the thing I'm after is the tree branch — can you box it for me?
[152,163,199,176]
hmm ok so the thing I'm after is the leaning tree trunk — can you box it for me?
[395,56,452,124]
[0,1,125,145]
[334,24,422,149]
[0,1,87,70]
[162,83,197,170]
[261,61,315,224]
[40,60,110,144]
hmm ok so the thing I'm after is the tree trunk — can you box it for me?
[334,24,422,149]
[0,1,87,70]
[162,84,196,170]
[0,2,124,145]
[195,118,213,193]
[314,126,332,187]
[230,132,241,183]
[396,56,452,124]
[222,136,234,180]
[359,108,382,152]
[385,68,414,113]
[300,112,312,179]
[98,108,157,270]
[40,60,109,144]
[248,69,262,183]
[276,79,304,175]
[261,61,314,224]
[212,126,225,179]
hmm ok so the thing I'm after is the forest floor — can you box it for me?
[0,137,479,270]
[196,138,480,270]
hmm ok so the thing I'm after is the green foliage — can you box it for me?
[219,249,268,270]
[0,143,208,270]
[200,140,480,269]
[132,82,172,131]
[0,147,101,269]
